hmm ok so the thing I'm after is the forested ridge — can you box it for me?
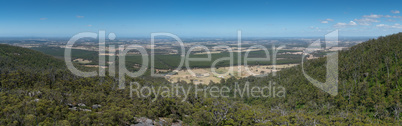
[0,33,401,125]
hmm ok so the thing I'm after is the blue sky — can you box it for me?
[0,0,401,37]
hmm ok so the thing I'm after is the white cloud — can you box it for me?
[392,23,402,29]
[39,18,47,20]
[363,14,383,18]
[320,18,334,23]
[393,16,402,18]
[390,23,402,28]
[376,24,387,27]
[76,15,84,18]
[333,21,357,27]
[394,23,402,27]
[354,18,380,25]
[324,12,402,29]
[334,22,348,27]
[391,10,400,14]
[349,21,357,25]
[376,23,402,29]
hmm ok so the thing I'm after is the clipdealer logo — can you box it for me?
[64,30,339,100]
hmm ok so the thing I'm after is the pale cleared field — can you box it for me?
[193,51,221,55]
[73,58,92,64]
[165,64,298,85]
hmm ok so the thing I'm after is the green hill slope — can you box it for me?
[223,32,401,125]
[0,44,66,71]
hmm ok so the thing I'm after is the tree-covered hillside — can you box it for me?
[0,33,401,125]
[217,32,402,125]
[0,44,66,71]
